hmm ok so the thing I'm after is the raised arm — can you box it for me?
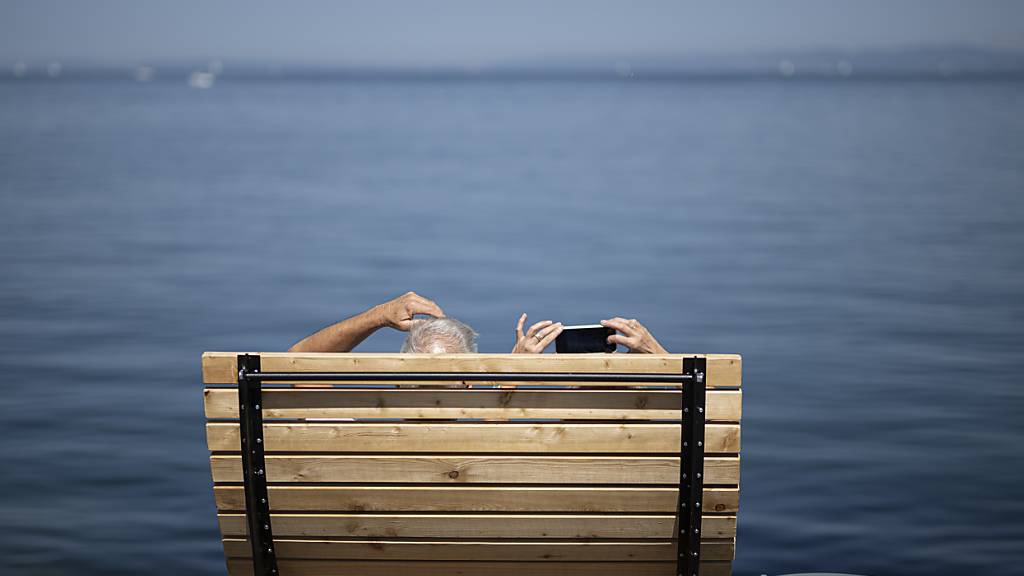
[288,292,444,352]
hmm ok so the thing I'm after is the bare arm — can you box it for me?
[288,292,444,352]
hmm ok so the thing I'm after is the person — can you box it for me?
[288,291,668,354]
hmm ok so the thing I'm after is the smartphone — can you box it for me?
[555,324,617,353]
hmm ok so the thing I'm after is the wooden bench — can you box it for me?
[202,352,742,576]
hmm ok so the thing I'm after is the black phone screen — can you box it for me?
[555,325,616,353]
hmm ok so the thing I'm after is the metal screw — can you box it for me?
[684,407,689,413]
[683,441,688,447]
[264,524,269,530]
[261,498,266,504]
[694,528,699,534]
[257,469,264,476]
[682,473,687,479]
[696,473,701,479]
[255,404,260,410]
[697,441,702,447]
[695,501,701,508]
[267,548,273,554]
[697,407,703,414]
[257,438,262,444]
[693,551,698,557]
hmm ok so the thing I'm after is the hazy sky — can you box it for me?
[3,0,1023,65]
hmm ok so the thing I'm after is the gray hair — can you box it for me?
[400,317,478,353]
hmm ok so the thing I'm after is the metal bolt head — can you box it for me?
[264,524,269,530]
[693,551,698,557]
[255,404,260,410]
[261,498,266,504]
[697,441,702,447]
[697,407,703,414]
[695,501,701,508]
[256,438,262,444]
[696,473,701,479]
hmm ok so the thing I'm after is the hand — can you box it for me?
[375,291,444,331]
[600,317,668,354]
[511,314,563,354]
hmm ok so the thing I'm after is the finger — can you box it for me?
[534,322,562,341]
[607,334,634,348]
[601,318,636,336]
[537,324,563,350]
[398,318,424,332]
[525,320,553,338]
[516,313,526,339]
[415,295,445,317]
[407,299,444,318]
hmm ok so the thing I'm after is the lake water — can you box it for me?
[1,76,1022,576]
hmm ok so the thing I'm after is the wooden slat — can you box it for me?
[210,455,739,485]
[226,559,732,576]
[204,388,742,422]
[218,514,737,539]
[213,486,740,513]
[222,538,736,561]
[206,422,741,453]
[202,353,742,388]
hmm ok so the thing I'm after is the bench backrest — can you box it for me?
[202,352,742,576]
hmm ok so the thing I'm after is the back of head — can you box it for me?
[400,317,478,354]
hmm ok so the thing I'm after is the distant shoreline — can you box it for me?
[3,66,1024,84]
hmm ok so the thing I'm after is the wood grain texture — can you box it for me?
[202,352,742,388]
[213,486,740,513]
[226,558,733,576]
[218,514,737,539]
[204,388,742,422]
[205,422,741,454]
[222,538,735,561]
[209,455,740,485]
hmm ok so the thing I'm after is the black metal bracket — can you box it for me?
[678,356,707,576]
[237,354,278,576]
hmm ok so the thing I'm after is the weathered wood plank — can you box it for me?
[202,353,742,388]
[222,538,736,561]
[204,388,742,422]
[209,455,740,486]
[226,559,732,576]
[213,486,740,513]
[218,514,737,539]
[206,422,741,454]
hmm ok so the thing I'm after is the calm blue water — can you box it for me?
[1,77,1022,576]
